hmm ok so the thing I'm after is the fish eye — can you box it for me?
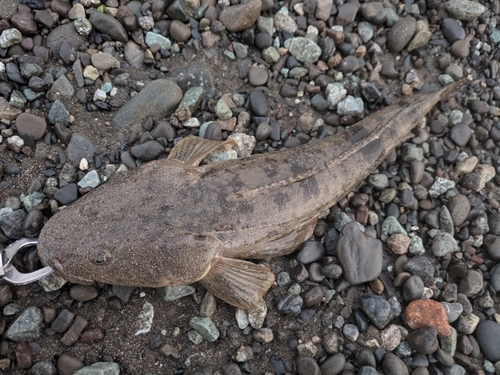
[89,249,111,265]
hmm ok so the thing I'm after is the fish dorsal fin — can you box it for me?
[167,136,236,167]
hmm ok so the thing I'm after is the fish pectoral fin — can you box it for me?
[199,257,275,311]
[167,136,236,167]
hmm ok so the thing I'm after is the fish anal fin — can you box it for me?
[200,257,275,311]
[167,136,236,167]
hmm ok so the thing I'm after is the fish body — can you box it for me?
[37,82,463,310]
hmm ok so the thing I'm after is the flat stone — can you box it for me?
[337,222,382,284]
[91,52,120,70]
[90,11,128,42]
[15,113,46,140]
[112,79,182,133]
[168,63,215,100]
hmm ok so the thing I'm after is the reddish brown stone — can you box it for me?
[80,327,105,343]
[15,342,34,369]
[405,299,451,336]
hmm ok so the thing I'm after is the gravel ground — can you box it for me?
[1,0,500,374]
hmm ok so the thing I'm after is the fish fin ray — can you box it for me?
[228,167,317,201]
[200,257,274,311]
[167,136,236,166]
[221,217,317,259]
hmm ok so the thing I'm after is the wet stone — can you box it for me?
[53,183,78,206]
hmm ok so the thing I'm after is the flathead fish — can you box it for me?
[37,81,464,311]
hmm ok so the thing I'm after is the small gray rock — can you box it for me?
[6,306,44,341]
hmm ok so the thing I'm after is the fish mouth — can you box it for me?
[51,258,95,285]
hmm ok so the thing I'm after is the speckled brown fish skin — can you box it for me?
[37,81,463,310]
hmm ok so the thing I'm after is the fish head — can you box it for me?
[37,232,123,285]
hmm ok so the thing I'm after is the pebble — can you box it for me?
[387,234,411,254]
[0,209,26,239]
[215,99,232,120]
[112,79,182,133]
[445,0,486,21]
[6,306,44,341]
[325,83,347,109]
[253,328,273,343]
[74,362,120,375]
[15,341,35,369]
[449,124,471,146]
[51,309,75,333]
[53,183,79,205]
[296,356,321,375]
[336,96,364,116]
[441,302,463,323]
[69,285,99,302]
[405,299,451,336]
[219,0,261,32]
[276,294,303,315]
[360,294,393,329]
[387,16,416,53]
[380,324,402,351]
[382,353,409,375]
[429,177,455,198]
[475,320,500,362]
[248,66,268,86]
[0,28,22,48]
[320,353,345,375]
[286,37,322,63]
[189,317,219,342]
[432,231,459,256]
[407,327,438,354]
[15,113,47,140]
[248,89,269,116]
[31,361,58,375]
[57,354,84,375]
[455,313,480,334]
[296,240,325,264]
[403,275,424,301]
[382,216,407,235]
[158,285,195,301]
[337,222,382,284]
[458,269,483,297]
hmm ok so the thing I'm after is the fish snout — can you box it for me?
[51,257,94,285]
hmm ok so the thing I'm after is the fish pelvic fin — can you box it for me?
[167,136,236,167]
[199,256,275,311]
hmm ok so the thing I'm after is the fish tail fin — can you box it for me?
[200,257,275,311]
